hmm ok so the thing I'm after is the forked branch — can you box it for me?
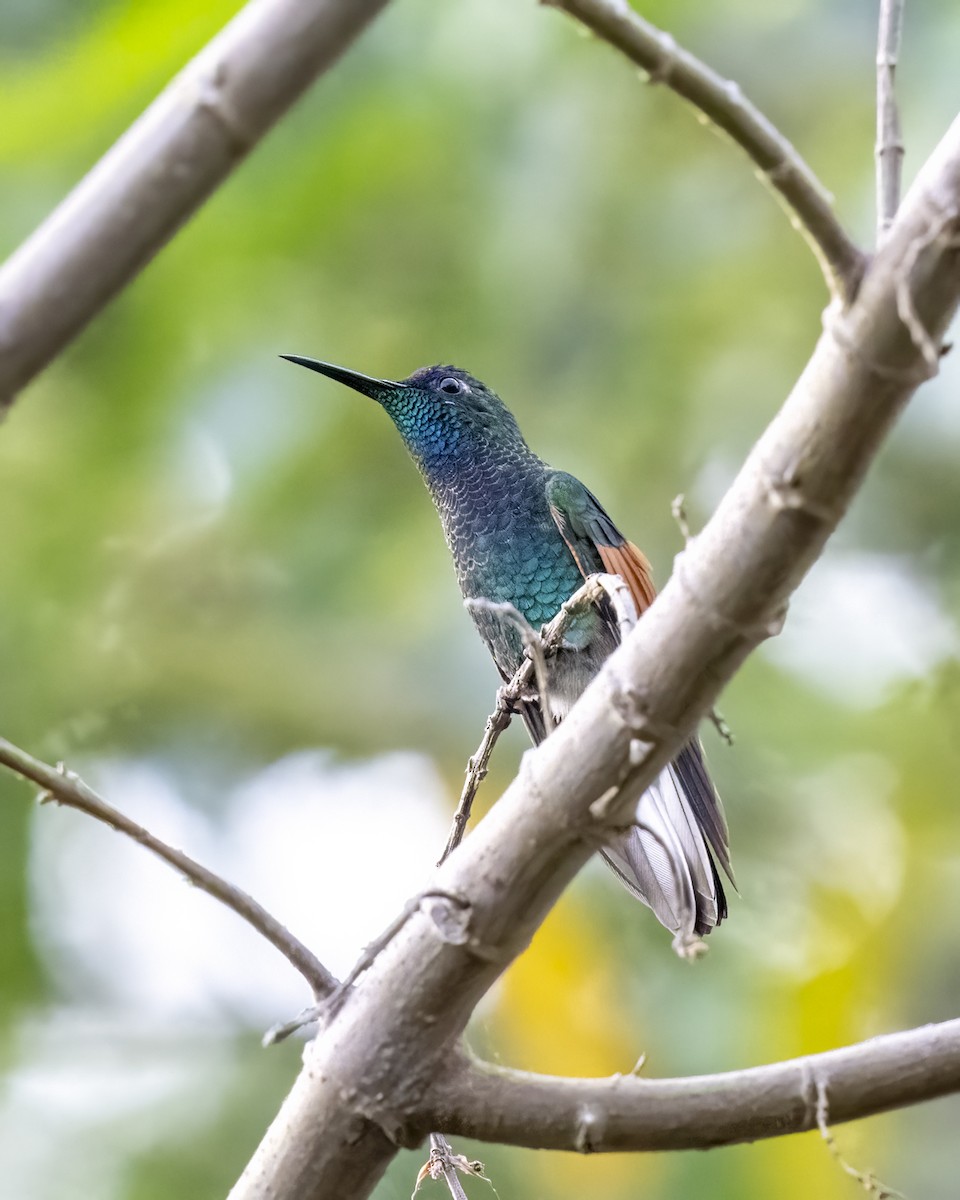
[229,111,960,1199]
[546,0,865,302]
[0,736,337,998]
[430,1018,960,1152]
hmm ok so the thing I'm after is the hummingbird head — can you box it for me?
[281,356,530,476]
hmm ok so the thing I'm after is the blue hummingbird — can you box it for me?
[284,357,733,946]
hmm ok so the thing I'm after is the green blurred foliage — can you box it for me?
[2,0,960,1197]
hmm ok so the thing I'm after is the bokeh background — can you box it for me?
[3,1,960,1196]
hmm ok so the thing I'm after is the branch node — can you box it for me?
[895,208,960,369]
[644,31,678,86]
[262,1000,326,1047]
[671,492,692,543]
[823,303,936,386]
[759,460,840,526]
[708,707,735,746]
[610,683,680,748]
[424,894,473,947]
[672,550,782,642]
[588,784,626,825]
[573,1104,605,1153]
[193,60,255,156]
[766,604,789,639]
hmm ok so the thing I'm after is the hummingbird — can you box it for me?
[283,357,733,947]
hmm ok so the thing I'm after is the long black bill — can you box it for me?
[279,355,396,400]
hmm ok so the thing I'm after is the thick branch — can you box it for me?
[431,1020,960,1151]
[0,736,337,999]
[0,0,391,407]
[229,115,960,1200]
[547,0,865,302]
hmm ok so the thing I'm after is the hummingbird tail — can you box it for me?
[600,742,730,949]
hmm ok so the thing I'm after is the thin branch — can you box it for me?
[264,887,469,1045]
[465,599,554,726]
[415,1135,473,1200]
[876,0,905,241]
[441,574,631,865]
[671,492,692,542]
[229,114,960,1199]
[707,708,734,747]
[440,691,514,865]
[0,735,337,999]
[814,1078,905,1200]
[429,1019,960,1152]
[0,0,392,408]
[546,0,865,302]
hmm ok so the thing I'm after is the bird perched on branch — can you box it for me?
[283,357,733,951]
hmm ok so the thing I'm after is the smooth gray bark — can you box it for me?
[432,1019,960,1151]
[0,0,391,406]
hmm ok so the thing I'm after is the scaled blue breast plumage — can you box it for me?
[283,354,734,949]
[373,365,601,675]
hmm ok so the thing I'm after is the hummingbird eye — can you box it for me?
[439,377,464,395]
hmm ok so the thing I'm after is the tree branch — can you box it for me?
[876,0,905,241]
[228,113,960,1200]
[0,735,337,999]
[430,1019,960,1151]
[417,1135,472,1199]
[0,0,392,408]
[441,574,635,864]
[545,0,865,302]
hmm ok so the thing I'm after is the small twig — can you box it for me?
[876,0,905,242]
[417,1135,468,1199]
[264,888,470,1045]
[265,898,426,1043]
[443,576,626,863]
[262,1001,327,1047]
[708,707,734,747]
[546,0,865,303]
[671,492,692,543]
[815,1078,906,1199]
[465,599,555,726]
[0,735,336,999]
[414,1135,493,1200]
[439,690,515,865]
